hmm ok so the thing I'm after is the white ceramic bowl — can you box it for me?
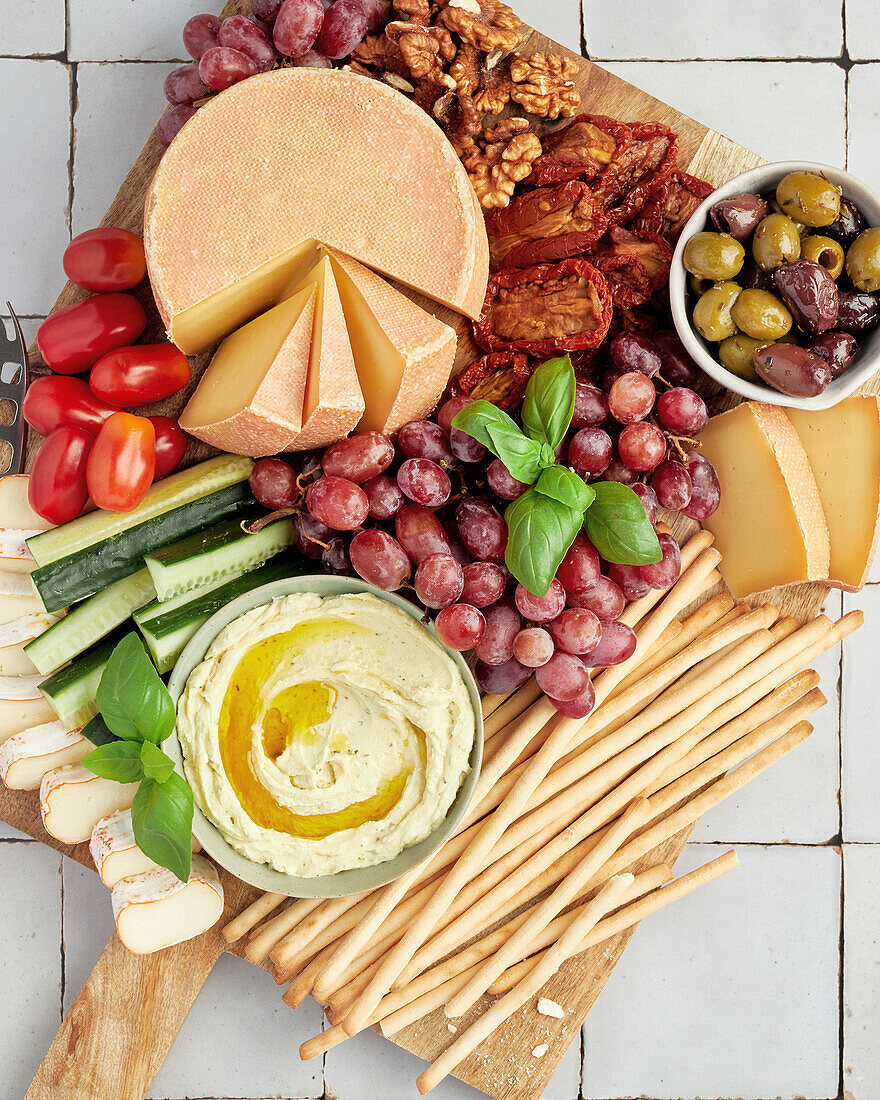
[670,160,880,410]
[165,575,484,898]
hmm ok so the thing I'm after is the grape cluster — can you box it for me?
[159,1,378,146]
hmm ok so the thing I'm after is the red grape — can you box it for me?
[536,652,590,701]
[547,607,602,655]
[450,427,489,463]
[157,104,198,147]
[568,427,613,477]
[556,533,601,594]
[436,604,486,650]
[514,579,565,623]
[289,48,332,66]
[609,331,662,377]
[273,0,325,56]
[651,459,692,511]
[364,474,404,520]
[513,627,555,668]
[631,481,658,525]
[608,372,656,424]
[250,457,299,510]
[395,503,452,563]
[656,388,708,435]
[571,382,609,429]
[183,13,221,59]
[414,553,463,609]
[294,513,333,559]
[314,0,368,58]
[294,449,323,482]
[604,459,640,485]
[461,561,507,607]
[653,330,700,387]
[164,64,210,105]
[322,432,393,482]
[398,420,453,462]
[582,620,637,667]
[617,421,666,472]
[607,562,650,601]
[350,529,411,590]
[306,476,369,530]
[198,46,258,90]
[550,679,596,718]
[567,576,626,621]
[353,0,385,31]
[682,452,721,520]
[219,15,277,71]
[476,657,532,695]
[322,536,351,575]
[251,0,284,20]
[437,394,471,433]
[475,598,520,665]
[397,458,451,507]
[601,364,625,392]
[641,532,682,589]
[487,458,529,500]
[444,527,473,568]
[457,498,507,562]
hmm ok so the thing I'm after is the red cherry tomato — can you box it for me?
[149,416,188,479]
[86,412,156,512]
[89,344,191,407]
[22,376,120,437]
[62,227,147,291]
[28,426,94,525]
[37,293,147,374]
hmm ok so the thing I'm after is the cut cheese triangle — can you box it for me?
[179,284,317,456]
[787,397,880,591]
[696,402,830,598]
[328,251,457,434]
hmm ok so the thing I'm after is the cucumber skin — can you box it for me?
[31,483,255,613]
[38,631,122,728]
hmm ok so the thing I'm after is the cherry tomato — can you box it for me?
[149,416,188,479]
[22,376,120,437]
[89,344,191,407]
[37,293,147,374]
[62,227,147,291]
[28,426,93,525]
[87,412,156,512]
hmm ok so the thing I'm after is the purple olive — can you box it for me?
[740,258,775,292]
[753,343,832,397]
[710,192,769,241]
[836,290,880,334]
[772,259,839,334]
[809,331,859,378]
[823,196,865,247]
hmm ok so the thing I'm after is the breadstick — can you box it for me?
[483,679,543,741]
[244,897,327,964]
[223,892,287,944]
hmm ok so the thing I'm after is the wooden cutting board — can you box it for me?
[8,4,847,1098]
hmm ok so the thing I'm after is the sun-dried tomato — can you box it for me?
[591,226,673,309]
[452,351,533,411]
[592,121,678,226]
[473,258,613,356]
[530,114,633,187]
[633,169,714,242]
[485,181,609,269]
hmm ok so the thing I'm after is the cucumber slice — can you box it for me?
[39,631,123,728]
[25,569,156,676]
[135,558,309,673]
[31,482,255,613]
[27,454,253,566]
[144,515,294,603]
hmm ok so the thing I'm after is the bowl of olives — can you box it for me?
[670,161,880,409]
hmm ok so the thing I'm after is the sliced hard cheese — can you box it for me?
[0,476,53,531]
[0,696,59,743]
[0,613,55,675]
[0,722,87,790]
[0,529,42,574]
[91,807,200,888]
[145,68,488,353]
[112,854,224,955]
[696,402,830,598]
[787,397,880,591]
[40,763,138,844]
[328,251,457,434]
[179,283,317,456]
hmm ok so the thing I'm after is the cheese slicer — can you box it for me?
[0,304,29,475]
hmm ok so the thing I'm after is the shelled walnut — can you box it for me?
[510,53,580,119]
[439,0,525,53]
[461,118,542,208]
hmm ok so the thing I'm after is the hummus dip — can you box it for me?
[177,591,475,877]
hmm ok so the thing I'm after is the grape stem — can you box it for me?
[241,506,302,535]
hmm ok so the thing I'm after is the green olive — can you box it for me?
[693,281,741,342]
[752,214,802,271]
[775,171,841,227]
[718,333,774,381]
[846,227,880,293]
[689,272,716,295]
[800,234,845,280]
[683,231,745,282]
[730,288,793,340]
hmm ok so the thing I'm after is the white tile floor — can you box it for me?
[0,2,877,1098]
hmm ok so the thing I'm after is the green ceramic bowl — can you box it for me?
[165,575,483,898]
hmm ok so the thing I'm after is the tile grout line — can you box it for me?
[59,856,66,1025]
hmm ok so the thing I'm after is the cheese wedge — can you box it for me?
[179,284,317,456]
[0,475,53,531]
[0,613,54,675]
[0,721,87,790]
[144,68,488,353]
[112,855,224,955]
[787,397,880,591]
[696,402,830,598]
[40,763,138,845]
[91,807,200,888]
[328,251,457,434]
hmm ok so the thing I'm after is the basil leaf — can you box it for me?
[451,400,521,450]
[96,633,176,745]
[81,714,121,748]
[504,487,583,597]
[82,741,145,785]
[140,741,176,783]
[132,774,194,883]
[584,481,663,566]
[484,424,543,484]
[521,356,576,450]
[536,466,595,514]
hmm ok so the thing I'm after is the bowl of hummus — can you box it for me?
[165,576,482,898]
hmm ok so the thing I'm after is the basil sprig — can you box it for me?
[82,634,193,882]
[453,355,662,596]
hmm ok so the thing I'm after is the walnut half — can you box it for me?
[510,53,580,120]
[462,119,542,209]
[439,0,525,53]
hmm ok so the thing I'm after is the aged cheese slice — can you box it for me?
[0,696,58,743]
[0,572,54,625]
[40,763,138,844]
[0,529,42,574]
[91,807,200,888]
[0,721,87,790]
[112,854,224,954]
[0,476,53,531]
[696,402,830,598]
[0,613,54,675]
[179,284,317,456]
[145,68,488,353]
[328,251,457,434]
[787,397,880,591]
